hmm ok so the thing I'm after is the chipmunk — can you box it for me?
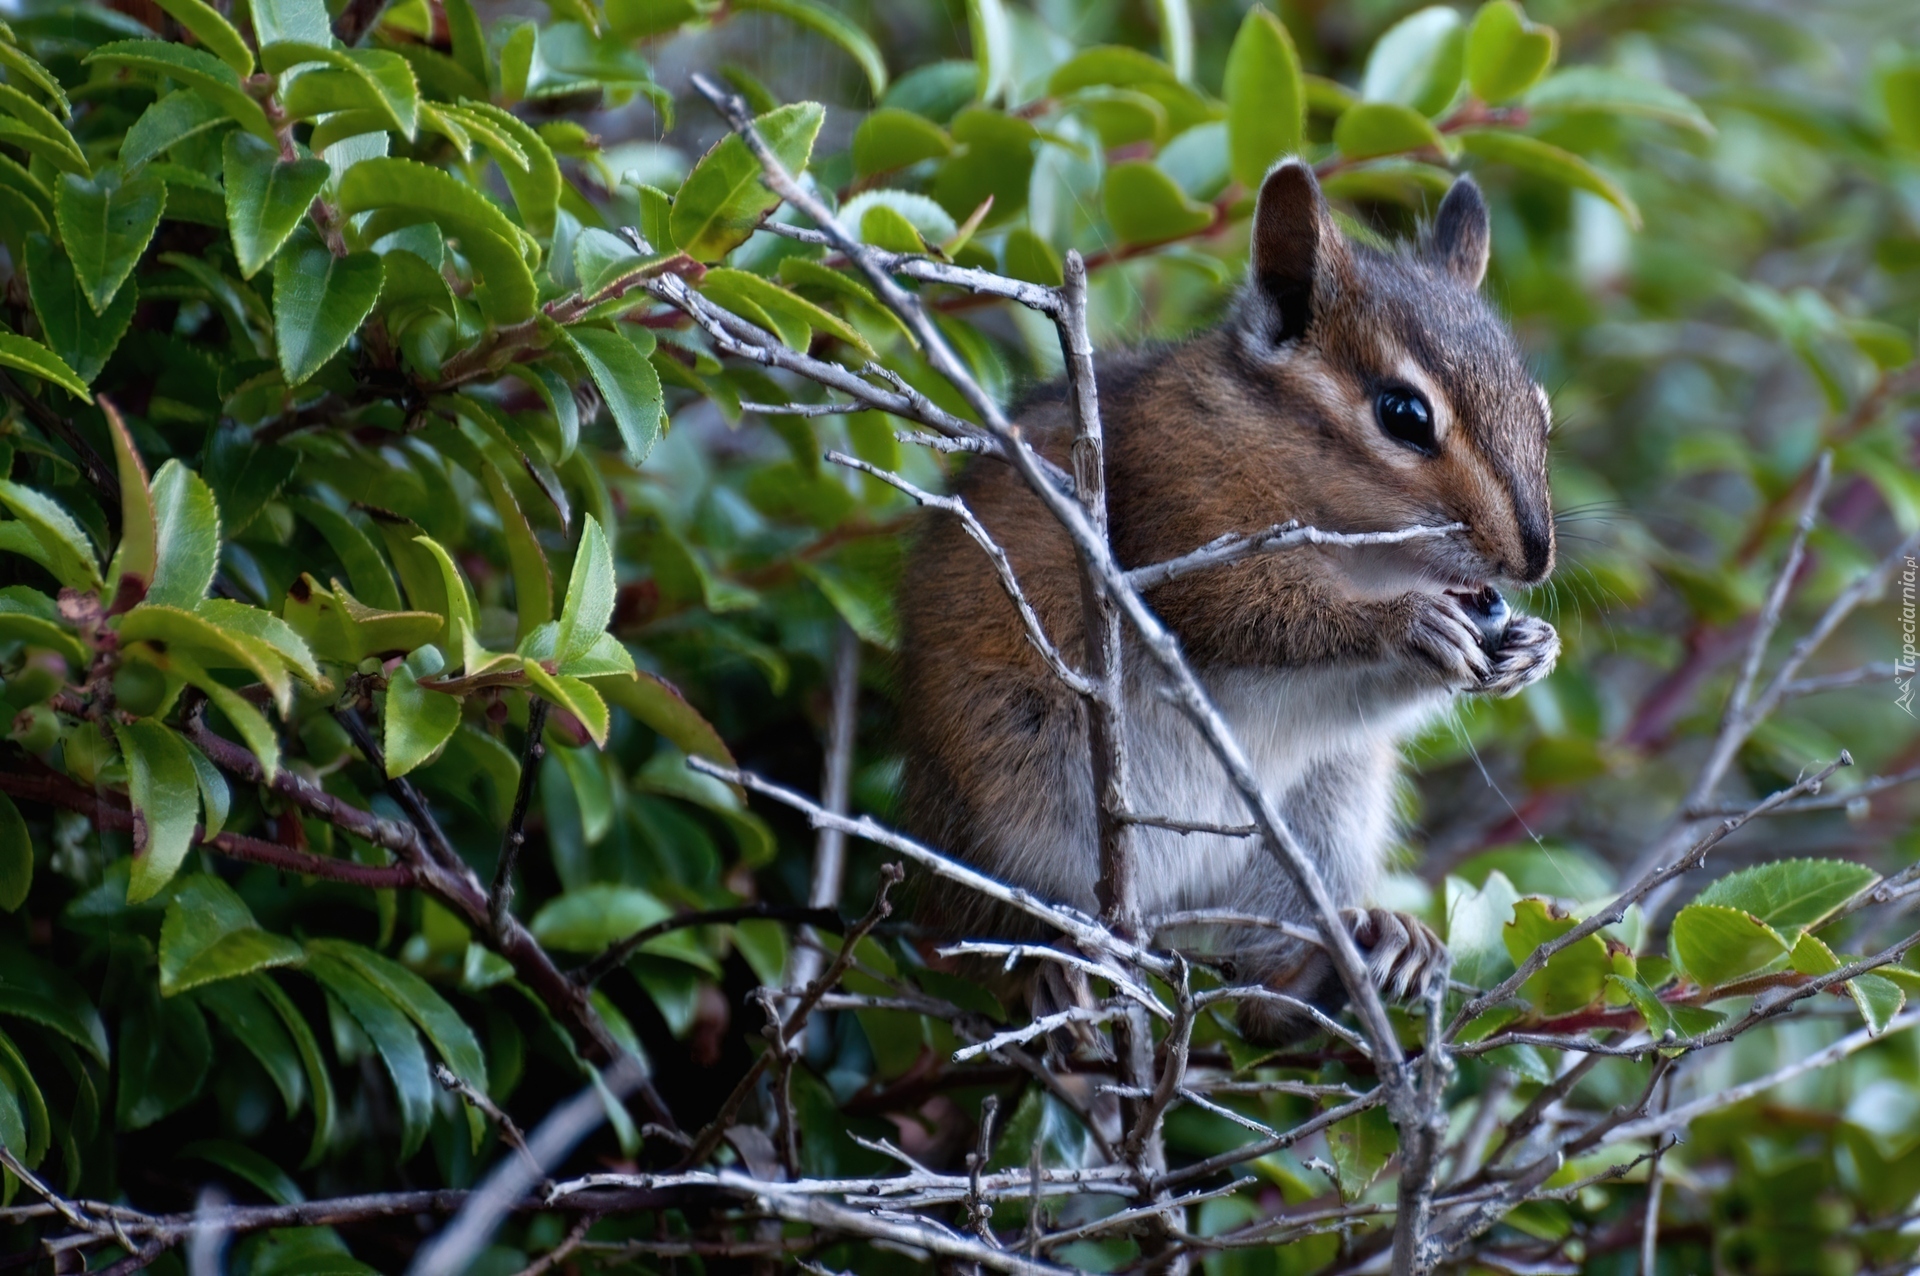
[897,160,1560,1040]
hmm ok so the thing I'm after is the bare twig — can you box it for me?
[1125,521,1466,591]
[434,1064,542,1181]
[490,697,550,933]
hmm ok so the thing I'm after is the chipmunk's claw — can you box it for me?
[1342,907,1449,1001]
[1478,614,1559,698]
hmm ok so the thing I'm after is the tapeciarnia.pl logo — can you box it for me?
[1898,555,1916,717]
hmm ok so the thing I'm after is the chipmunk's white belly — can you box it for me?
[1121,664,1450,915]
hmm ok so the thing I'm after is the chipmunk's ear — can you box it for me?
[1428,175,1491,289]
[1248,159,1348,345]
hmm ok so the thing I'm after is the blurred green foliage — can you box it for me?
[0,0,1915,1269]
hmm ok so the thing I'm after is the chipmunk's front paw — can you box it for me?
[1477,614,1559,698]
[1405,594,1492,689]
[1342,907,1448,1001]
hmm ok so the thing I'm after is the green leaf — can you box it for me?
[0,1030,50,1167]
[195,978,305,1117]
[554,513,616,667]
[1361,5,1465,117]
[116,989,211,1130]
[521,663,609,746]
[121,603,293,715]
[734,0,887,96]
[0,39,70,117]
[86,41,275,141]
[0,795,29,912]
[1465,1,1556,104]
[0,480,100,589]
[0,943,109,1066]
[0,330,90,403]
[1669,903,1790,990]
[273,233,384,386]
[1693,859,1879,934]
[273,46,421,141]
[121,90,231,173]
[336,158,535,323]
[147,460,222,610]
[1791,931,1906,1036]
[0,83,87,176]
[249,0,331,51]
[669,101,825,261]
[594,671,735,771]
[153,0,253,76]
[699,268,875,356]
[55,167,164,315]
[852,107,951,178]
[383,660,461,778]
[282,575,441,664]
[931,106,1036,229]
[530,883,671,953]
[1103,159,1215,246]
[195,599,321,688]
[562,326,664,463]
[965,0,1013,103]
[291,501,401,607]
[304,952,433,1157]
[117,720,202,903]
[1502,897,1611,1015]
[101,399,156,589]
[482,463,552,643]
[181,1140,304,1206]
[252,974,335,1166]
[25,234,134,385]
[160,876,304,996]
[1443,870,1520,990]
[1884,59,1920,151]
[411,533,477,652]
[443,0,492,90]
[1327,1104,1395,1201]
[452,101,559,238]
[1523,67,1713,134]
[1457,129,1640,228]
[1333,102,1448,160]
[223,133,331,280]
[184,740,230,840]
[1223,7,1305,190]
[304,939,487,1145]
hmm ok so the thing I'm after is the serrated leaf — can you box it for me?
[272,45,421,141]
[1692,858,1878,933]
[383,661,461,777]
[562,326,663,464]
[0,480,100,589]
[456,100,559,238]
[120,90,231,173]
[1503,897,1610,1015]
[482,463,552,642]
[700,267,875,355]
[0,330,90,404]
[554,513,616,667]
[249,0,330,51]
[24,234,134,385]
[183,740,229,841]
[304,952,433,1157]
[86,41,274,140]
[195,978,305,1117]
[304,939,486,1145]
[1669,903,1790,990]
[336,158,535,323]
[669,101,825,261]
[55,167,164,314]
[273,232,384,385]
[122,603,294,716]
[282,574,441,664]
[101,398,156,588]
[195,599,321,688]
[0,83,86,175]
[0,39,70,117]
[1327,1104,1395,1201]
[153,0,253,76]
[223,132,330,280]
[736,0,886,95]
[1224,7,1304,189]
[521,662,608,746]
[1458,129,1640,228]
[147,460,222,609]
[117,720,201,903]
[160,876,303,996]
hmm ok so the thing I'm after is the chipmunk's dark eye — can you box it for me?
[1375,388,1436,454]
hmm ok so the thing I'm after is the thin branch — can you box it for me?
[950,1003,1128,1063]
[1451,754,1850,1034]
[490,697,550,933]
[1690,763,1920,819]
[574,904,843,989]
[0,372,120,509]
[825,452,1096,696]
[1125,521,1466,592]
[898,430,996,454]
[740,400,865,417]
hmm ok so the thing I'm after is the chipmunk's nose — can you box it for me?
[1514,506,1555,584]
